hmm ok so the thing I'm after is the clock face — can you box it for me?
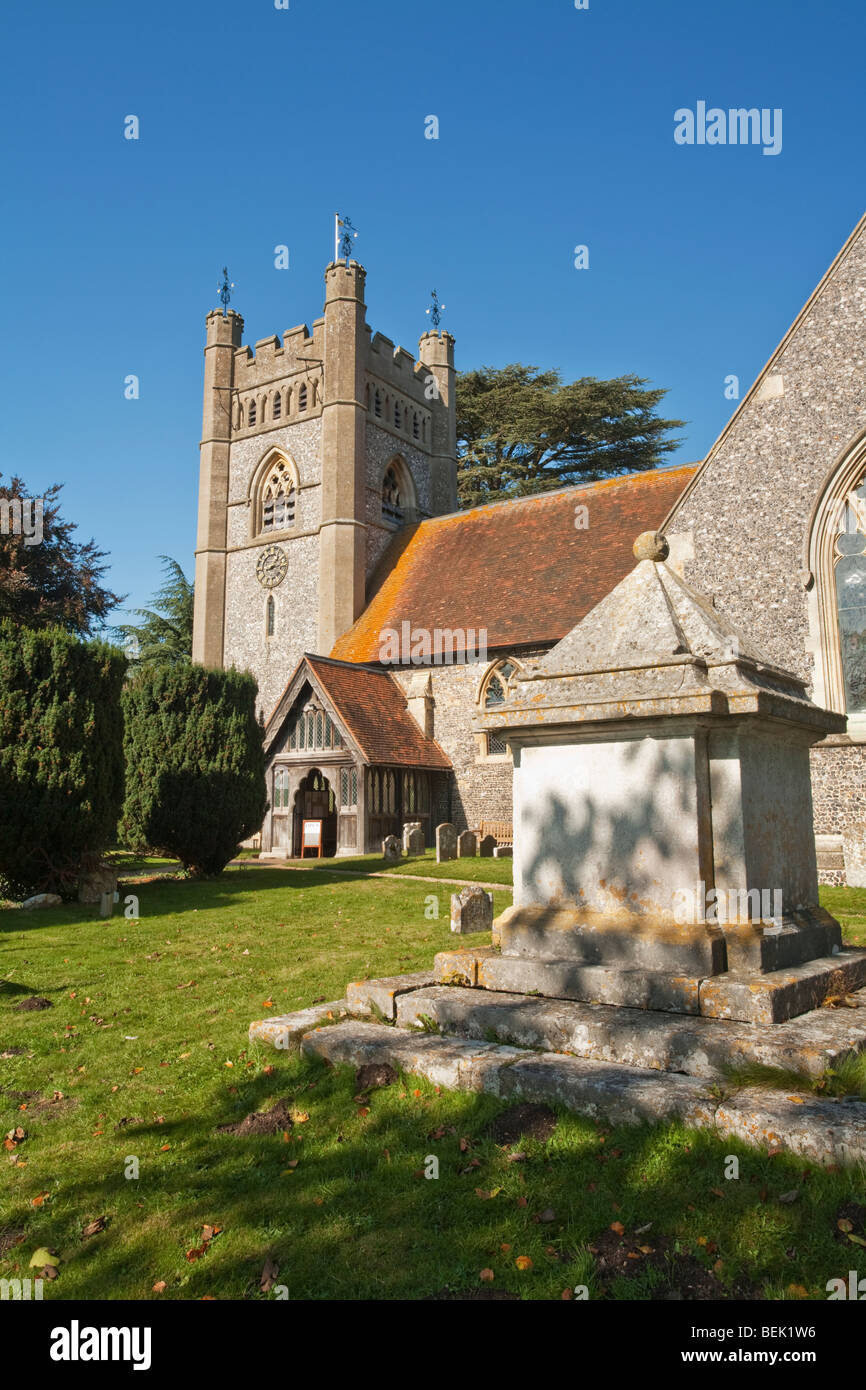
[256,544,288,589]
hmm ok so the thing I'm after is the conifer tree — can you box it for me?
[0,622,126,898]
[456,365,685,508]
[120,664,266,877]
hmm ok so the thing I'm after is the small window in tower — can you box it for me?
[487,732,508,756]
[312,380,318,407]
[413,413,420,440]
[248,400,257,427]
[266,595,275,638]
[273,393,282,420]
[299,383,308,411]
[374,389,382,419]
[394,401,401,429]
[382,464,403,526]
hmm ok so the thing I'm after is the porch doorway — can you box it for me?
[292,768,338,858]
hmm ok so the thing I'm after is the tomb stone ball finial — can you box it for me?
[633,530,669,563]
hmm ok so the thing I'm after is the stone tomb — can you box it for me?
[459,532,864,1024]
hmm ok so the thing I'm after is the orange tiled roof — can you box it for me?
[302,656,451,769]
[331,466,697,663]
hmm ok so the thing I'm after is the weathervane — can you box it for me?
[335,214,359,265]
[426,289,445,330]
[218,267,235,317]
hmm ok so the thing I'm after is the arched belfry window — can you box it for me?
[253,452,298,537]
[807,431,866,722]
[381,457,416,528]
[266,595,275,637]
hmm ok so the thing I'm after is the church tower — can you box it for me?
[192,255,457,718]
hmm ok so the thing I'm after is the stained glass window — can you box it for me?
[484,674,505,707]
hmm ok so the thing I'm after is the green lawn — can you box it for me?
[310,848,514,886]
[1,870,864,1301]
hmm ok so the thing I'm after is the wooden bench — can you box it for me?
[479,820,513,847]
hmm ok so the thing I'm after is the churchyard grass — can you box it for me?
[324,849,514,886]
[1,869,864,1302]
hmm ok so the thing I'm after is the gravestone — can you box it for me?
[450,885,494,935]
[78,867,118,906]
[22,893,62,911]
[382,835,401,864]
[403,821,425,855]
[457,829,477,858]
[436,822,457,863]
[479,834,497,858]
[493,845,512,858]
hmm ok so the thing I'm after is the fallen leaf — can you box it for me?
[152,1281,167,1293]
[787,1284,809,1299]
[561,1287,573,1300]
[500,1242,512,1253]
[847,1233,866,1248]
[81,1217,108,1240]
[29,1247,58,1268]
[516,1196,528,1208]
[41,1265,59,1280]
[778,1190,800,1204]
[610,1221,625,1236]
[159,1144,170,1152]
[507,1152,527,1164]
[475,1187,502,1200]
[710,1187,724,1198]
[837,1218,854,1233]
[31,1192,49,1208]
[639,1245,654,1255]
[787,1096,805,1104]
[479,1268,494,1283]
[262,1000,274,1009]
[515,1255,533,1271]
[459,1138,470,1153]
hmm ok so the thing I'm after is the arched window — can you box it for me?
[266,595,275,637]
[298,383,308,411]
[833,486,866,712]
[808,433,866,722]
[394,401,402,429]
[374,389,382,419]
[413,413,420,440]
[479,660,522,757]
[255,453,297,535]
[382,464,403,525]
[273,392,282,420]
[248,400,257,427]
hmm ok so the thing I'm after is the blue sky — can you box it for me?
[1,0,863,620]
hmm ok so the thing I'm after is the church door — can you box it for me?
[292,768,338,857]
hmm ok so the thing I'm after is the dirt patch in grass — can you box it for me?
[0,1229,26,1257]
[0,1047,26,1058]
[589,1225,756,1300]
[12,997,53,1012]
[1,1087,76,1119]
[485,1103,557,1145]
[356,1063,397,1091]
[216,1098,295,1137]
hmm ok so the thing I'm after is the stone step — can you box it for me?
[495,905,726,974]
[394,984,866,1079]
[699,950,866,1023]
[723,911,841,973]
[435,947,703,1013]
[298,1019,866,1166]
[434,946,866,1023]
